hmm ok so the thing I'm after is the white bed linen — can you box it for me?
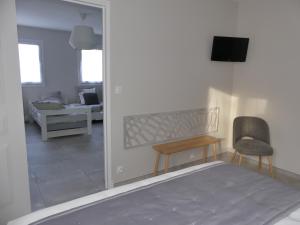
[7,161,300,225]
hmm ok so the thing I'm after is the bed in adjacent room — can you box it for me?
[29,101,92,141]
[8,161,300,225]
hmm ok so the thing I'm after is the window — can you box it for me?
[18,43,42,84]
[80,49,103,83]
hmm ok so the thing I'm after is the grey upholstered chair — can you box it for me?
[232,116,274,176]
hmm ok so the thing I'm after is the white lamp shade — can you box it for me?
[69,25,97,50]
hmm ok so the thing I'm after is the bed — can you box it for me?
[8,161,300,225]
[29,102,92,141]
[68,103,103,121]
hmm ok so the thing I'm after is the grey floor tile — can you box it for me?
[38,171,98,206]
[73,156,104,175]
[27,144,70,166]
[32,160,82,184]
[29,178,46,211]
[25,122,105,211]
[86,170,106,191]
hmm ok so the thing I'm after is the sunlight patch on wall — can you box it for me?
[207,87,232,148]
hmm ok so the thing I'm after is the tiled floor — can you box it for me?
[25,122,105,211]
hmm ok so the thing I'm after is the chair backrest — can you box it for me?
[233,116,270,147]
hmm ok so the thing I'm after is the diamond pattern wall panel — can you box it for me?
[124,107,219,149]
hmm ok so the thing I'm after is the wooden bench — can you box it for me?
[152,135,221,176]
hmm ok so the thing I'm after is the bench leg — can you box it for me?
[164,154,170,173]
[212,143,217,160]
[153,152,161,176]
[202,146,208,163]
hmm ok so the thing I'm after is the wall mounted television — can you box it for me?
[211,36,249,62]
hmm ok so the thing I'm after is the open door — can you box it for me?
[0,0,111,223]
[0,0,31,224]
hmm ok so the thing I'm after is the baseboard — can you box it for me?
[115,150,300,188]
[115,151,227,187]
[227,151,300,181]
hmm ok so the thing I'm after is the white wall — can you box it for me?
[233,0,300,174]
[18,26,80,119]
[18,26,103,120]
[109,0,238,183]
[0,0,30,224]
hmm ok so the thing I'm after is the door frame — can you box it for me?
[61,0,113,189]
[61,0,114,189]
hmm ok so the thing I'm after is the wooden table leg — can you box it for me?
[212,143,217,160]
[202,145,208,163]
[164,154,170,173]
[153,151,161,176]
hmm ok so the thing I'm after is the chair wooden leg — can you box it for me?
[231,150,237,163]
[258,155,262,172]
[153,152,161,176]
[164,154,170,173]
[267,156,274,178]
[239,154,243,166]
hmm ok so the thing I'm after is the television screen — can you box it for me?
[211,36,249,62]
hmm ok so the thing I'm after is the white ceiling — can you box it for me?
[15,0,103,34]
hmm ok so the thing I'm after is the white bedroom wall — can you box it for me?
[18,26,102,120]
[109,0,238,183]
[232,0,300,174]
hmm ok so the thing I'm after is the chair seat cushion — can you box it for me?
[235,139,273,156]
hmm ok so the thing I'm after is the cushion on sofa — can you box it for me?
[78,88,96,104]
[77,84,102,104]
[83,93,99,105]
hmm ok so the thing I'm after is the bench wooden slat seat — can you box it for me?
[153,135,221,176]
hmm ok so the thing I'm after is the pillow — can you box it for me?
[33,102,64,110]
[78,88,96,104]
[83,93,99,105]
[41,91,63,104]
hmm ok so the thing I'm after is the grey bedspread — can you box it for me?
[32,164,300,225]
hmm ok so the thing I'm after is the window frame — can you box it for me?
[78,49,103,85]
[18,39,45,87]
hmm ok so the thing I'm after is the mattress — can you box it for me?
[90,103,103,112]
[8,161,300,225]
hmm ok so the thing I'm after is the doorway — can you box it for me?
[15,0,111,211]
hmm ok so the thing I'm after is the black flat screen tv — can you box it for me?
[211,36,249,62]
